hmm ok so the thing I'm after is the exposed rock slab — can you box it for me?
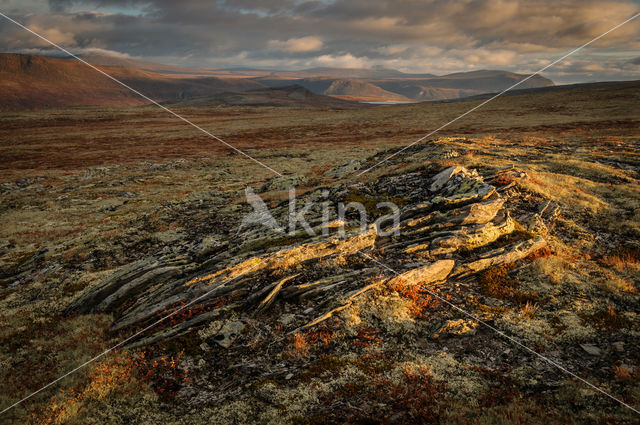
[65,164,550,344]
[387,260,455,288]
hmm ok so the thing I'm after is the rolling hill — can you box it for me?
[0,53,556,110]
[0,53,265,111]
[254,70,553,101]
[163,85,365,108]
[371,70,554,100]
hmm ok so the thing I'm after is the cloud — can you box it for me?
[25,24,76,45]
[461,49,518,66]
[267,36,323,52]
[311,53,368,68]
[9,46,132,58]
[0,0,638,82]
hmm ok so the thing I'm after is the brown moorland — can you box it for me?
[0,78,639,425]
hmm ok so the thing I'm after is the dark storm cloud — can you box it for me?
[1,0,639,81]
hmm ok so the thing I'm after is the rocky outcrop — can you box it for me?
[66,164,550,346]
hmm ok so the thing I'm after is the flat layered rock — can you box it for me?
[387,259,455,287]
[65,163,550,343]
[451,237,547,277]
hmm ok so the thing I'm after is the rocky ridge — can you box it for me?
[66,164,552,349]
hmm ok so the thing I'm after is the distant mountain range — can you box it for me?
[164,85,366,108]
[0,53,555,110]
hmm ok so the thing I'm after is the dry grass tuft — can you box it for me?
[613,365,633,382]
[601,248,640,272]
[291,333,310,358]
[520,301,539,319]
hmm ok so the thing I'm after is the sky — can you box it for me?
[0,0,639,83]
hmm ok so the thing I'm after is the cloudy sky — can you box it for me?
[1,0,639,83]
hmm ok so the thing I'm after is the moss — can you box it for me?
[344,190,411,219]
[478,264,540,305]
[62,281,86,294]
[579,305,632,332]
[298,355,351,382]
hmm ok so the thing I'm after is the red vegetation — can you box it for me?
[478,264,539,305]
[316,365,446,424]
[389,280,445,319]
[303,326,334,346]
[354,327,382,349]
[31,349,189,424]
[524,246,552,262]
[492,174,516,186]
[471,366,518,408]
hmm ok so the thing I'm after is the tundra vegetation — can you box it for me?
[0,81,639,424]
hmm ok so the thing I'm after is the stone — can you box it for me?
[580,344,601,356]
[97,266,180,312]
[65,257,161,314]
[428,210,515,255]
[209,320,245,349]
[278,313,297,326]
[522,213,545,231]
[452,237,547,277]
[64,163,549,347]
[387,259,455,287]
[433,319,478,338]
[405,198,504,231]
[429,166,465,192]
[327,159,362,178]
[431,178,495,208]
[612,341,625,352]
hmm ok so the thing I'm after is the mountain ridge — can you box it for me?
[1,53,555,110]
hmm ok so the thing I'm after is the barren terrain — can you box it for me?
[0,80,639,424]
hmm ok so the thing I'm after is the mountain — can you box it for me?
[73,54,222,76]
[53,54,554,100]
[324,79,409,101]
[0,53,556,110]
[254,77,409,102]
[253,70,553,102]
[0,53,265,111]
[164,85,365,108]
[371,70,554,100]
[0,53,147,110]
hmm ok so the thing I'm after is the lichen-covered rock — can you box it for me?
[208,320,245,348]
[387,260,455,288]
[327,159,362,178]
[65,163,548,345]
[451,237,547,277]
[433,319,478,339]
[428,210,515,255]
[429,166,466,192]
[261,174,308,191]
